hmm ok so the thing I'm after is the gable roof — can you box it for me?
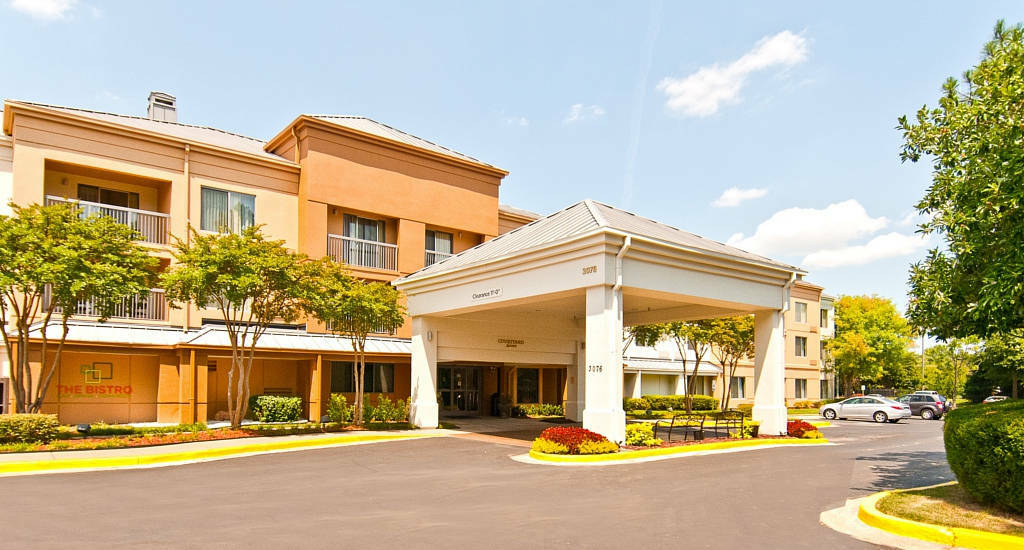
[4,100,291,163]
[398,199,801,282]
[307,115,501,170]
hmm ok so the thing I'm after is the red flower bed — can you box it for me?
[787,420,815,438]
[538,426,608,454]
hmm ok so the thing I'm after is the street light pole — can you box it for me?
[920,332,926,389]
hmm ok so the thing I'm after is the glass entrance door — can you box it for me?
[438,366,481,414]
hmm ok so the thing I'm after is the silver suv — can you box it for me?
[896,393,947,419]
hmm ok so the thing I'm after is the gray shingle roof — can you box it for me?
[309,115,498,169]
[11,101,289,162]
[399,199,801,282]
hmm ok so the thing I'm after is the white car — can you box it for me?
[820,396,912,423]
[983,395,1008,404]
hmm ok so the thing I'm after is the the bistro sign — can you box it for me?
[58,363,133,398]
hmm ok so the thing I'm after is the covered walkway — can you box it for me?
[394,200,803,442]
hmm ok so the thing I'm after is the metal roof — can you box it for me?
[308,115,496,168]
[623,357,722,376]
[498,203,541,220]
[398,199,800,282]
[8,101,290,163]
[28,321,411,354]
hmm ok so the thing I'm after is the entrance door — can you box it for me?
[438,366,481,414]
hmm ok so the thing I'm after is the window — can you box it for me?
[425,229,454,266]
[794,302,808,323]
[329,362,395,393]
[795,336,808,357]
[516,368,539,404]
[820,308,829,328]
[795,379,807,399]
[78,184,140,209]
[729,376,746,399]
[201,187,254,233]
[344,214,385,242]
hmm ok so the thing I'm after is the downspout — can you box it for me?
[613,236,632,357]
[183,144,191,333]
[781,271,796,314]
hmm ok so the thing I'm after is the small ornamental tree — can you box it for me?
[161,226,308,428]
[708,315,755,411]
[301,260,405,425]
[0,202,155,413]
[631,320,715,413]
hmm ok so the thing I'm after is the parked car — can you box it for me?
[820,396,911,423]
[983,395,1008,404]
[896,393,947,419]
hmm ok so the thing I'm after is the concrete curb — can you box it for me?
[522,437,830,466]
[857,483,1024,550]
[0,433,437,476]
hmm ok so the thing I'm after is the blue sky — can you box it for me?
[3,1,1022,312]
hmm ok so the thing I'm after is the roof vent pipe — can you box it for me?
[147,92,177,122]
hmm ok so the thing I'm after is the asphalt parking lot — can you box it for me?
[0,417,950,549]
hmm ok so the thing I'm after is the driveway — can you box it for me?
[0,417,950,549]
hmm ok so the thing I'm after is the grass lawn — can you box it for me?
[877,483,1024,537]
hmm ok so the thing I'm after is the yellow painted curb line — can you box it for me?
[529,437,829,463]
[858,485,1024,550]
[0,433,435,475]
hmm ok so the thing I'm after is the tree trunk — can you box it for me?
[1013,370,1019,399]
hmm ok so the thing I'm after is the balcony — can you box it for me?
[44,287,167,322]
[45,195,170,245]
[425,250,453,267]
[327,234,398,272]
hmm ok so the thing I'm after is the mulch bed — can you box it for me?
[621,435,793,451]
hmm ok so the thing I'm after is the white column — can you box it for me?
[753,309,787,435]
[409,316,439,428]
[564,341,585,421]
[626,372,642,398]
[672,373,686,395]
[582,285,625,443]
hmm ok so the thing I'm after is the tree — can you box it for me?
[300,260,405,425]
[707,315,755,411]
[969,331,1024,399]
[827,295,914,394]
[924,338,978,405]
[0,202,155,413]
[161,226,307,428]
[631,320,715,413]
[900,21,1024,339]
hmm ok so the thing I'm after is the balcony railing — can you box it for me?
[425,250,453,267]
[44,287,167,321]
[325,317,397,336]
[45,195,170,245]
[327,234,398,272]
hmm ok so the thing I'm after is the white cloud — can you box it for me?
[9,0,77,20]
[503,116,528,127]
[727,199,887,257]
[657,30,808,117]
[564,103,606,124]
[712,186,767,207]
[802,232,930,269]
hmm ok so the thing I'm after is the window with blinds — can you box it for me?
[201,187,255,233]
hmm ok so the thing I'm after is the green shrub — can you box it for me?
[531,438,569,454]
[642,394,719,411]
[578,440,619,454]
[790,400,823,409]
[365,396,410,423]
[327,394,353,423]
[944,399,1024,513]
[623,397,651,411]
[248,395,303,423]
[625,423,662,447]
[518,403,564,416]
[0,414,60,443]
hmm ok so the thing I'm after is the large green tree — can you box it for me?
[707,315,754,411]
[969,330,1024,399]
[161,226,308,428]
[631,320,715,413]
[300,259,405,425]
[924,338,978,405]
[827,295,915,394]
[0,202,155,413]
[900,21,1024,339]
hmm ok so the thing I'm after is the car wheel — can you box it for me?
[873,411,888,423]
[921,408,935,420]
[823,409,836,420]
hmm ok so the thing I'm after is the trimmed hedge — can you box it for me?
[0,414,60,443]
[622,397,651,411]
[643,394,719,411]
[248,395,303,423]
[944,400,1024,513]
[517,403,564,417]
[364,396,410,423]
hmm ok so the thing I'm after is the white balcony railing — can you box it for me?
[45,195,170,245]
[44,287,167,321]
[325,317,397,336]
[327,234,398,272]
[425,250,453,267]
